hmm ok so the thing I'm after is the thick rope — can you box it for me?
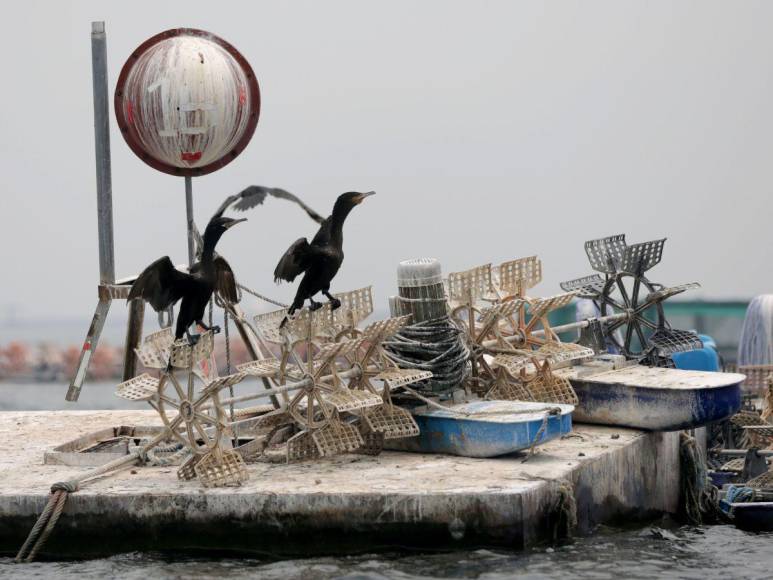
[553,481,578,539]
[14,491,61,562]
[679,431,723,524]
[680,431,704,524]
[237,283,288,308]
[24,490,68,562]
[522,412,551,463]
[15,433,167,562]
[384,316,469,392]
[145,442,187,467]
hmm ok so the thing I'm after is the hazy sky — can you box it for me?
[2,1,772,328]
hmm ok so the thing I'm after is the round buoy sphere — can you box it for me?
[115,29,260,176]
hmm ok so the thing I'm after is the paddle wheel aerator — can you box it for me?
[246,286,429,462]
[561,234,702,365]
[446,256,593,405]
[116,328,250,487]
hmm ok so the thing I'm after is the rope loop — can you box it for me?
[50,481,78,493]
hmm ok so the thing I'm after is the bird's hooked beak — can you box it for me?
[225,218,248,229]
[354,191,376,205]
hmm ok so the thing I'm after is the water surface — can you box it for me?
[1,524,771,579]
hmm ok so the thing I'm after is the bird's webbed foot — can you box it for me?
[196,321,221,335]
[308,299,323,312]
[185,331,201,346]
[323,291,341,311]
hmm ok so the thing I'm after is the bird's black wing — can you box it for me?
[215,185,325,224]
[274,238,314,283]
[128,257,194,312]
[213,256,239,304]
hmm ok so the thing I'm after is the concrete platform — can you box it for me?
[0,411,681,557]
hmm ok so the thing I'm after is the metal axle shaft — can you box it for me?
[480,312,628,348]
[201,366,364,411]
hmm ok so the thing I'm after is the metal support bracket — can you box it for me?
[66,299,111,401]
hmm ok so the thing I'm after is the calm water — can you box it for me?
[2,383,772,579]
[1,524,772,579]
[0,381,135,411]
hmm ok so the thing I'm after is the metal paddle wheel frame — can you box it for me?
[248,306,373,461]
[115,328,250,487]
[496,256,563,349]
[241,286,429,462]
[446,263,502,390]
[494,256,593,364]
[446,257,591,405]
[343,316,429,450]
[561,234,702,364]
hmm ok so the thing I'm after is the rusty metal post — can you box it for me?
[66,21,116,402]
[185,176,195,266]
[123,299,145,380]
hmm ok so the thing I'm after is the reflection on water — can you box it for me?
[1,386,771,579]
[1,524,771,579]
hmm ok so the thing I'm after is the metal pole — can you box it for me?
[717,449,773,457]
[92,21,115,284]
[531,313,628,338]
[480,312,628,349]
[66,300,110,401]
[185,176,195,266]
[65,21,114,403]
[200,367,363,411]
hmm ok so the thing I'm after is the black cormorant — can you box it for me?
[128,211,246,344]
[273,191,375,324]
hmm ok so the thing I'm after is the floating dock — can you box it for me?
[0,410,683,557]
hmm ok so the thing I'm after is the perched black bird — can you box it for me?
[273,191,375,325]
[128,212,247,344]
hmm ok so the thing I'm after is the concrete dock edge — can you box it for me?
[0,411,682,556]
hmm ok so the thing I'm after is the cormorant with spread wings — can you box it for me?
[273,191,375,326]
[130,185,328,342]
[128,208,246,344]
